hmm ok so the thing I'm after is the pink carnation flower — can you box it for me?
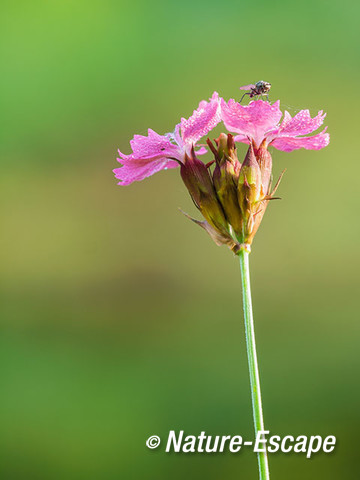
[114,92,221,185]
[114,88,330,252]
[220,98,329,152]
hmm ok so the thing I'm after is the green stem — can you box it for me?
[238,249,270,480]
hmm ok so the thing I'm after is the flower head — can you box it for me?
[114,90,330,253]
[113,92,221,185]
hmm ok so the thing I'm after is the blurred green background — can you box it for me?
[1,0,359,479]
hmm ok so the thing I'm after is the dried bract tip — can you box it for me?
[180,209,240,252]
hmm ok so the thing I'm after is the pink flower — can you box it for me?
[114,88,330,252]
[220,99,330,152]
[114,92,221,185]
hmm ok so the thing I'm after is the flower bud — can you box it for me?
[215,133,231,159]
[254,139,272,195]
[209,134,243,240]
[238,144,263,244]
[180,147,230,237]
[238,144,262,204]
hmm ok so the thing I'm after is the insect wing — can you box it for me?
[239,84,255,90]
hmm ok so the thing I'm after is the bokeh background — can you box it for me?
[1,1,359,479]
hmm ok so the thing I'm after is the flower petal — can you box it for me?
[113,157,178,185]
[233,134,250,145]
[181,92,221,144]
[271,128,330,152]
[273,109,326,137]
[221,99,282,147]
[195,146,208,156]
[114,128,181,185]
[126,128,182,160]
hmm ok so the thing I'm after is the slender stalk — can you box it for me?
[238,249,270,480]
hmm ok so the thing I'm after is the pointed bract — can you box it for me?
[180,210,240,253]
